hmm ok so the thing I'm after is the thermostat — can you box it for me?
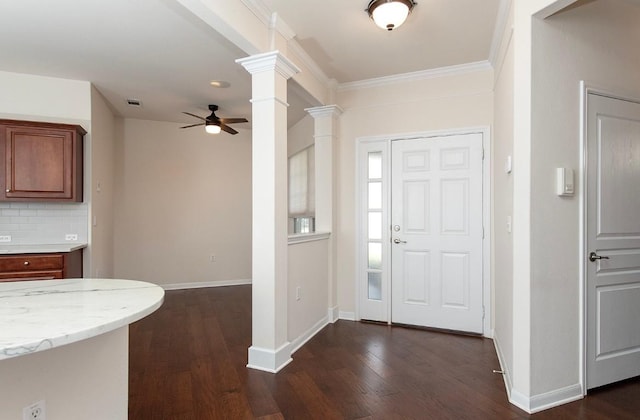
[556,168,574,196]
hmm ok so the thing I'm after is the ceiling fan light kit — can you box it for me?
[205,122,221,134]
[180,104,248,135]
[367,0,416,31]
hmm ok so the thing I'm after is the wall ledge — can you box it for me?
[288,231,330,245]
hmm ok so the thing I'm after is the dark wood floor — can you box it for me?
[129,286,640,419]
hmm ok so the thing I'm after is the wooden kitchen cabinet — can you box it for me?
[0,119,85,202]
[0,249,83,282]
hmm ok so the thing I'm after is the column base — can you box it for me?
[246,343,292,373]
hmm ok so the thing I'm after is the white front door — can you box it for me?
[586,93,640,389]
[390,134,483,333]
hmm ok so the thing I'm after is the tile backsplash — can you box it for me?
[0,202,88,244]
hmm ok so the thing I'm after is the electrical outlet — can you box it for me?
[296,286,301,301]
[210,255,216,262]
[23,400,46,420]
[0,235,10,242]
[65,233,78,241]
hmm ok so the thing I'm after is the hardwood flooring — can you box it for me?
[129,286,640,419]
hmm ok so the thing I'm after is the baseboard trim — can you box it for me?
[161,279,252,290]
[246,343,292,373]
[529,383,583,413]
[290,316,329,355]
[492,334,513,401]
[339,311,356,321]
[495,330,583,414]
[327,306,339,323]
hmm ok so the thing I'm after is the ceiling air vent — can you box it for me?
[126,98,142,107]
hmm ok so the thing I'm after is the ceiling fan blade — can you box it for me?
[182,112,207,121]
[220,117,248,124]
[220,124,238,135]
[180,122,205,129]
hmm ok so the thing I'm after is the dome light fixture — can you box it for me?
[367,0,416,31]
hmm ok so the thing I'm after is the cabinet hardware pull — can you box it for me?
[23,261,29,265]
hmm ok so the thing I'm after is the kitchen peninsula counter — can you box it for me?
[0,278,164,419]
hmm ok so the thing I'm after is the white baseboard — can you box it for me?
[327,306,339,323]
[246,343,292,373]
[290,316,329,355]
[493,334,513,401]
[494,334,583,414]
[339,311,356,321]
[508,373,583,414]
[528,384,583,413]
[162,279,252,290]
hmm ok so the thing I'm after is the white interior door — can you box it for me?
[391,134,483,333]
[586,93,640,389]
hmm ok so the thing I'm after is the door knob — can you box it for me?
[589,252,610,262]
[393,238,407,244]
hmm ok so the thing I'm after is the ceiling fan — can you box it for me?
[180,104,248,135]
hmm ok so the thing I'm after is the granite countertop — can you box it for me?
[0,243,88,254]
[0,278,164,360]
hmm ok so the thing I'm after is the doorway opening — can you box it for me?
[356,127,491,336]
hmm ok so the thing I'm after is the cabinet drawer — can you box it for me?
[0,270,63,282]
[0,254,64,272]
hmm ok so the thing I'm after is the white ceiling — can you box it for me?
[0,0,501,127]
[264,0,501,83]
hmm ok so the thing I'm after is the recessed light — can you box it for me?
[126,98,142,107]
[209,80,230,88]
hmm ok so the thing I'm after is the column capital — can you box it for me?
[305,104,343,119]
[236,50,300,79]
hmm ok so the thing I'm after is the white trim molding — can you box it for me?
[290,316,329,355]
[247,343,293,373]
[338,61,492,92]
[354,126,492,335]
[327,306,340,323]
[511,384,583,414]
[288,232,331,245]
[236,50,300,78]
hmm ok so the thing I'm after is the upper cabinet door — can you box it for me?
[0,120,85,202]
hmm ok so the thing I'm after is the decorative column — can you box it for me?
[305,105,343,322]
[237,51,300,372]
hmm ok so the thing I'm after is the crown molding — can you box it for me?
[239,0,272,26]
[270,12,295,40]
[337,61,493,92]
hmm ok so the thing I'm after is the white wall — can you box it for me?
[287,114,314,157]
[335,69,494,315]
[492,0,515,398]
[113,118,252,287]
[288,237,329,349]
[530,0,640,396]
[90,87,117,278]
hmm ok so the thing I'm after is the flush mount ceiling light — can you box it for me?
[209,80,231,88]
[367,0,416,31]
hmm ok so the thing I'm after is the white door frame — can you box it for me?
[580,81,640,394]
[355,126,492,337]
